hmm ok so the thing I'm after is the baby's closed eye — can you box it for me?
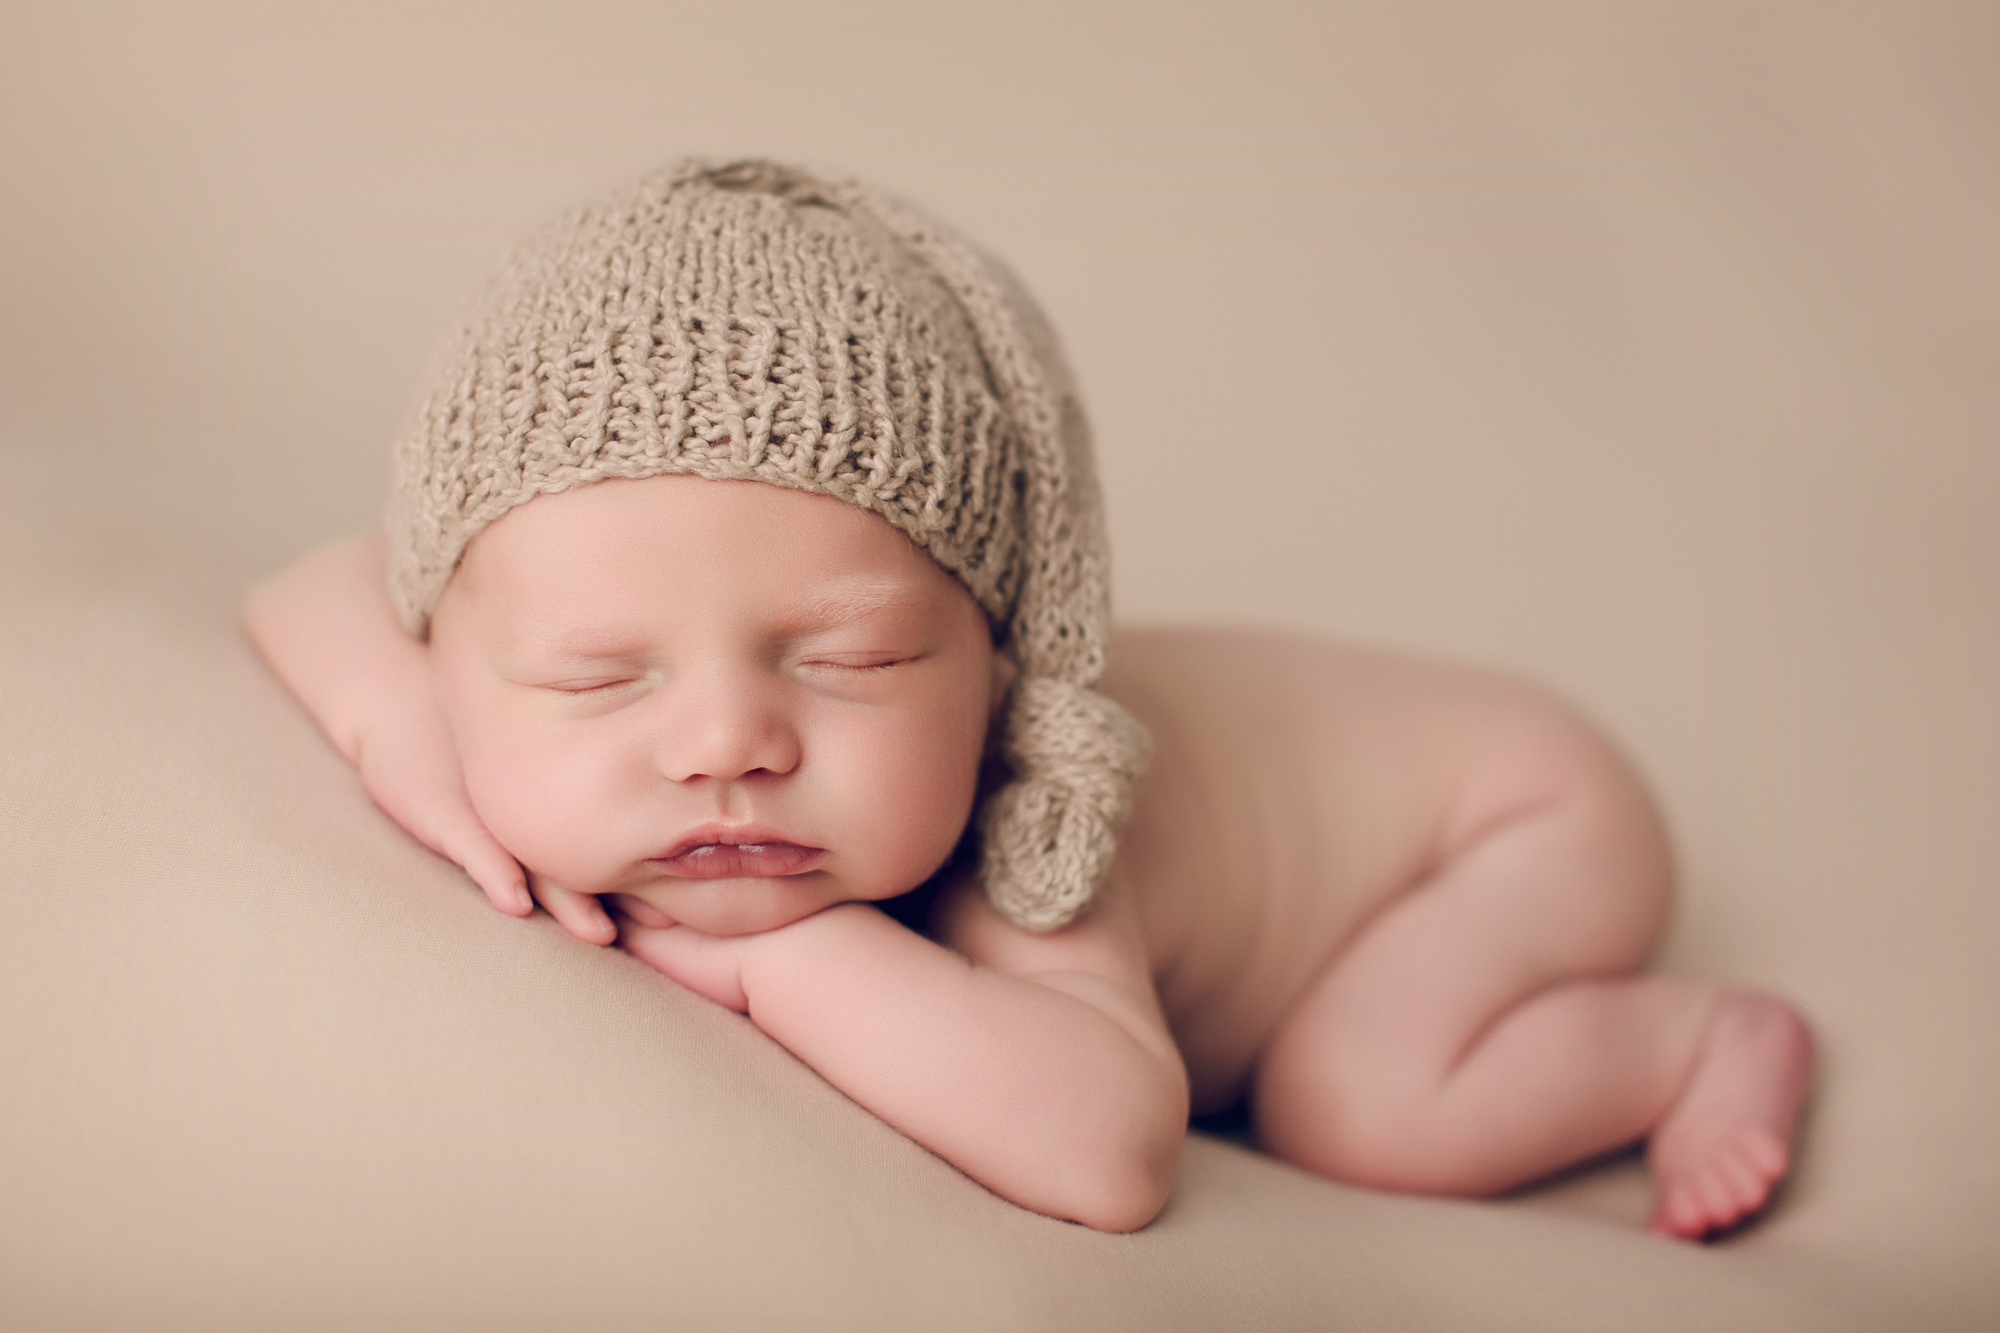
[791,649,933,701]
[798,651,919,672]
[539,676,643,695]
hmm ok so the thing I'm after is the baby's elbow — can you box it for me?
[1064,1140,1179,1233]
[1052,1089,1186,1233]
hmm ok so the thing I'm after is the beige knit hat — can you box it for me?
[386,158,1149,930]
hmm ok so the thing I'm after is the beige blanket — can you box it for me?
[3,3,1993,1328]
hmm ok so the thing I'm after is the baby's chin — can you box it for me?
[621,871,883,936]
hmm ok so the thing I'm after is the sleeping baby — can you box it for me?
[245,158,1812,1237]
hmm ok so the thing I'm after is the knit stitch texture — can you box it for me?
[386,158,1148,930]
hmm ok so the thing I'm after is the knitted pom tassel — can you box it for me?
[978,676,1153,931]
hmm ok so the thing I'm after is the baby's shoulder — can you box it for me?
[927,858,1159,998]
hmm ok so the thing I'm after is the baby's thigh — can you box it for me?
[1312,643,1675,972]
[1268,634,1670,939]
[1255,642,1679,1084]
[1113,631,1674,1096]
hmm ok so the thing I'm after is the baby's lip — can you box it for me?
[649,825,826,879]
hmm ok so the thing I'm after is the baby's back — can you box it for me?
[1101,628,1609,1112]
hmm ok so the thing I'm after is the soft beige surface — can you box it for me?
[2,3,1994,1329]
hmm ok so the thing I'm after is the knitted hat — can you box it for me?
[385,158,1149,931]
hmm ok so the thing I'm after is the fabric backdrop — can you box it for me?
[2,3,1993,1329]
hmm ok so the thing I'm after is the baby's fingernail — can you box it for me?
[514,882,534,914]
[589,908,614,938]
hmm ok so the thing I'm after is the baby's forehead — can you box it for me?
[445,474,985,635]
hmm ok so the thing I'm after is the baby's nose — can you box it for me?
[653,666,801,784]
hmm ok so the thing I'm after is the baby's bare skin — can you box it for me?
[1102,630,1813,1232]
[1104,629,1579,1115]
[246,479,1813,1239]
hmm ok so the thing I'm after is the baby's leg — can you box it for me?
[1252,712,1812,1239]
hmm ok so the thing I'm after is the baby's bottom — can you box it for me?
[1251,732,1814,1240]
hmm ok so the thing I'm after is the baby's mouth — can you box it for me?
[650,834,826,879]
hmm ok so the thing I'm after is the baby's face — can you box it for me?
[429,475,1003,936]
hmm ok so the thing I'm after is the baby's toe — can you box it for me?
[1715,1155,1765,1219]
[1696,1170,1742,1232]
[1651,1183,1705,1239]
[1740,1128,1788,1179]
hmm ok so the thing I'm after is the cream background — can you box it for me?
[2,2,1994,1328]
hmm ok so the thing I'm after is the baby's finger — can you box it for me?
[608,893,674,928]
[617,919,750,1013]
[530,874,617,946]
[440,823,533,916]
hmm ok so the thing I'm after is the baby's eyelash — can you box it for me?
[545,678,636,694]
[805,656,913,672]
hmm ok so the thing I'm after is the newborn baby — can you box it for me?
[246,159,1813,1238]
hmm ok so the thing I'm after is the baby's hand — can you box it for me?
[350,707,616,945]
[348,697,617,945]
[348,696,610,945]
[246,531,618,948]
[349,696,527,914]
[613,908,761,1013]
[358,722,615,946]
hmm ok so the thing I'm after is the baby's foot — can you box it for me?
[1646,990,1814,1240]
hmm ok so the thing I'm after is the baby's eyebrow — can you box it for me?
[499,581,936,663]
[517,632,649,663]
[498,610,652,662]
[792,581,930,629]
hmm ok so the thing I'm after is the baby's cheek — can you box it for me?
[847,713,983,884]
[458,740,610,889]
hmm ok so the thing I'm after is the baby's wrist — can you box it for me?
[737,901,891,1000]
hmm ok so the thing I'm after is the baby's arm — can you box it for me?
[242,535,614,943]
[619,876,1189,1232]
